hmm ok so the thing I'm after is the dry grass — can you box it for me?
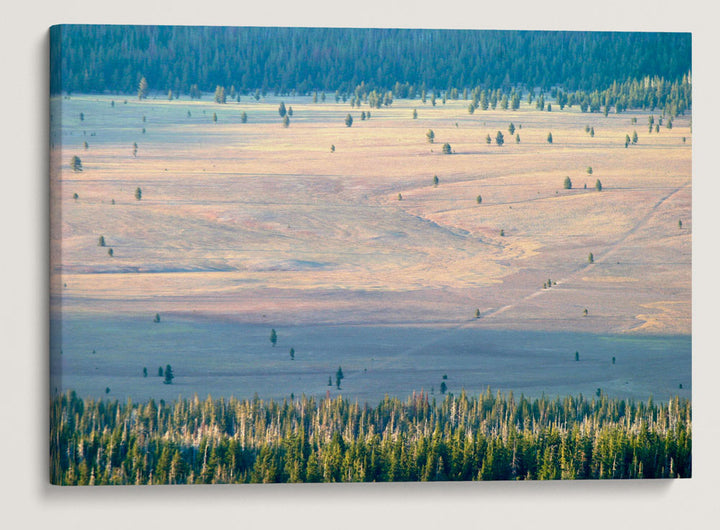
[51,95,691,333]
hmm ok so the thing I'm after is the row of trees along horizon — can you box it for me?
[50,26,691,116]
[50,389,690,485]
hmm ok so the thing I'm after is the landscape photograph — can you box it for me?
[49,25,692,485]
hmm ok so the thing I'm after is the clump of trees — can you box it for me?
[345,114,353,127]
[71,156,82,172]
[563,176,572,189]
[442,143,452,154]
[50,390,692,485]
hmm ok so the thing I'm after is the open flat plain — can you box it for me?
[50,94,691,403]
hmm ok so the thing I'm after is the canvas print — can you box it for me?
[49,25,691,485]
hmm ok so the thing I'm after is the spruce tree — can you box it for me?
[163,365,174,384]
[270,329,277,347]
[138,76,148,100]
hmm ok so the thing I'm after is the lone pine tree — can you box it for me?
[163,365,174,384]
[270,329,277,347]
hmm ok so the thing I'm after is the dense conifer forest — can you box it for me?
[50,390,690,485]
[50,26,691,115]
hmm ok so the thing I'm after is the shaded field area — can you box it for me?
[51,316,690,404]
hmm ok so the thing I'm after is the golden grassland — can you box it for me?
[50,95,691,333]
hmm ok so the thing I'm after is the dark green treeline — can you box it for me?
[50,26,690,98]
[50,389,690,485]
